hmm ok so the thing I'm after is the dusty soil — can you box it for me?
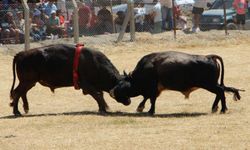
[0,30,250,150]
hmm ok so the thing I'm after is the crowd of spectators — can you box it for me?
[113,0,188,34]
[0,0,188,45]
[0,0,115,44]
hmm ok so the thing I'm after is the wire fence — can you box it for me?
[0,0,243,47]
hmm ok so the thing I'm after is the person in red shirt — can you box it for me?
[77,1,92,36]
[233,0,247,29]
[56,9,65,26]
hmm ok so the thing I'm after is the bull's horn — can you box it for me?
[109,89,115,98]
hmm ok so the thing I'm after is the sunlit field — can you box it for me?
[0,30,250,149]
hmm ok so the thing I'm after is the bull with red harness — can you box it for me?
[10,44,131,116]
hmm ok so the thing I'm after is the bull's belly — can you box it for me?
[157,82,199,99]
[39,74,73,92]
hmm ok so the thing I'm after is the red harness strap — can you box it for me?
[73,43,84,90]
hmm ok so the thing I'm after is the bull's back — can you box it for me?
[15,44,76,87]
[132,51,219,92]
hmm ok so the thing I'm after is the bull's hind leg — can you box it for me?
[211,96,220,113]
[207,85,227,113]
[21,94,29,114]
[10,88,22,116]
[10,82,35,116]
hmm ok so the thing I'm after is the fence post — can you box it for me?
[223,0,228,35]
[116,0,135,42]
[172,0,176,39]
[21,0,30,51]
[72,0,79,43]
[130,0,135,41]
[110,0,116,33]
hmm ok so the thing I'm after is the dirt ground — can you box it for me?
[0,30,250,150]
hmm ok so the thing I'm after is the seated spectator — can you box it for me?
[56,9,67,37]
[46,10,63,38]
[95,6,113,34]
[31,11,46,41]
[0,11,24,44]
[56,9,65,27]
[15,11,25,43]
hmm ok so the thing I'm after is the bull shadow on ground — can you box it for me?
[0,111,207,119]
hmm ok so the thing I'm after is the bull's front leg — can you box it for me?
[91,91,109,113]
[80,81,109,113]
[136,97,148,112]
[148,96,157,115]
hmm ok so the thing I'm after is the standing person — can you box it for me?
[160,0,173,31]
[134,3,145,32]
[44,0,58,18]
[96,6,113,34]
[192,0,207,32]
[77,1,92,36]
[233,0,247,30]
[150,0,162,33]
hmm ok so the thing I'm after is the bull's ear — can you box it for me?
[123,70,128,77]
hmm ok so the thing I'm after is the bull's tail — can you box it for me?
[223,86,244,101]
[10,55,17,101]
[208,54,244,101]
[208,55,225,86]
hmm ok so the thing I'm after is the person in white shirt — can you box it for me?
[134,3,145,32]
[150,0,162,33]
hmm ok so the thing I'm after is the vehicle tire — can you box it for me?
[226,23,237,30]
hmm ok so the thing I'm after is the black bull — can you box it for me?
[10,44,131,116]
[110,51,244,115]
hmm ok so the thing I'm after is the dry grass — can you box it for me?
[0,30,250,150]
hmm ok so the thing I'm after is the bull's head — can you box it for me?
[109,71,132,106]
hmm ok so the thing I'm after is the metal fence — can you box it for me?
[0,0,237,50]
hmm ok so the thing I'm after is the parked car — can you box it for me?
[200,0,250,30]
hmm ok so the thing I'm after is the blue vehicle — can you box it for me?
[200,0,238,30]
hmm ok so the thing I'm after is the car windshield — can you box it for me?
[210,0,233,9]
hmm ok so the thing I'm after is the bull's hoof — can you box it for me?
[23,105,29,114]
[24,109,29,114]
[211,106,219,113]
[136,106,144,112]
[9,102,14,107]
[220,108,228,114]
[148,110,155,116]
[98,109,107,115]
[105,106,110,111]
[13,111,22,117]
